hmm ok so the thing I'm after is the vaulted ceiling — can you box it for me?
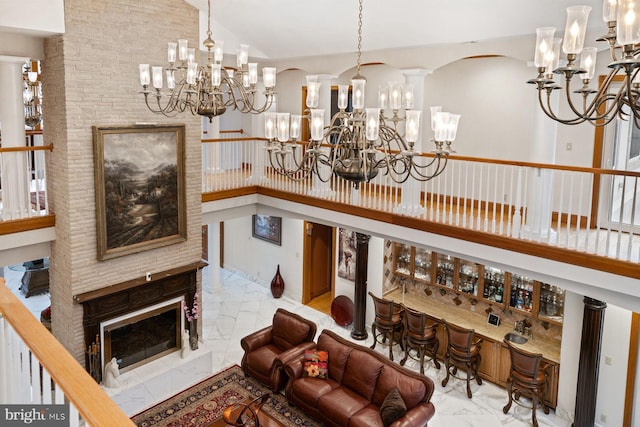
[185,0,607,60]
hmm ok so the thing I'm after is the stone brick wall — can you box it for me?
[42,0,202,362]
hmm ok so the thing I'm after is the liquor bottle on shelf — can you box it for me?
[495,285,503,303]
[539,282,565,322]
[524,291,532,311]
[445,262,454,288]
[414,247,432,282]
[516,290,524,309]
[483,266,505,303]
[394,243,412,276]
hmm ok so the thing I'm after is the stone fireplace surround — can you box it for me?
[74,261,206,382]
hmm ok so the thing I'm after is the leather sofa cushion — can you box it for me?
[342,350,384,401]
[272,310,313,350]
[318,332,353,383]
[291,376,340,408]
[317,386,370,426]
[372,365,429,409]
[349,404,384,427]
[246,344,279,376]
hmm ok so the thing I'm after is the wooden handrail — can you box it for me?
[0,145,53,153]
[201,137,261,143]
[0,280,134,426]
[201,137,640,178]
[219,129,244,134]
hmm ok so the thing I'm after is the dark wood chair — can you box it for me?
[368,291,404,361]
[240,308,317,391]
[441,321,482,398]
[399,305,440,374]
[503,340,550,427]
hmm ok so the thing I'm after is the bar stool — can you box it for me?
[368,291,404,361]
[503,340,549,427]
[399,305,440,374]
[441,321,482,398]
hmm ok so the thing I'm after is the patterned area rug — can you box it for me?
[131,365,321,427]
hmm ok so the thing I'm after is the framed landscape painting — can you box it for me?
[252,215,282,245]
[93,124,186,260]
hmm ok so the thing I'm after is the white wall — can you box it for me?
[595,304,632,427]
[276,69,307,117]
[426,56,538,161]
[556,291,582,419]
[222,215,305,302]
[0,0,64,35]
[224,216,385,331]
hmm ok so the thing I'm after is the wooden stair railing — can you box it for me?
[0,279,134,426]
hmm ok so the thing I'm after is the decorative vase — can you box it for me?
[189,320,199,351]
[271,264,285,298]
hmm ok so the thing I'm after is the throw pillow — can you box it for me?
[303,350,328,379]
[380,387,407,427]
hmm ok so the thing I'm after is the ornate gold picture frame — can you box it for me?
[93,124,186,260]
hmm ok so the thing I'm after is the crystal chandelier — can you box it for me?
[138,0,276,122]
[23,61,42,129]
[529,1,640,127]
[263,0,459,186]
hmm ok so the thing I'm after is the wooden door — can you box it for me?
[303,222,334,303]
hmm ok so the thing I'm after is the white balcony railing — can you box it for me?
[0,143,51,221]
[202,135,640,264]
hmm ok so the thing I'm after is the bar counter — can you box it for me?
[385,288,561,363]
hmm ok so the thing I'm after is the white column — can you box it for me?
[0,56,31,220]
[520,63,558,242]
[309,74,336,198]
[248,82,271,184]
[394,68,432,216]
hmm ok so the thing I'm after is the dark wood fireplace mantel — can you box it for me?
[75,261,207,377]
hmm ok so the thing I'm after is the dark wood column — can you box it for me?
[573,297,607,427]
[351,232,370,340]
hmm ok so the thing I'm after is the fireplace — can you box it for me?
[101,297,183,373]
[75,262,205,382]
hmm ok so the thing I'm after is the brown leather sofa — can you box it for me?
[285,329,436,427]
[241,308,317,391]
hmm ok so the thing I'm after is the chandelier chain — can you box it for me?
[356,0,363,76]
[207,0,212,38]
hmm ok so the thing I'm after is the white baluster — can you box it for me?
[626,177,638,260]
[558,173,565,246]
[511,168,522,238]
[566,173,575,248]
[448,162,455,224]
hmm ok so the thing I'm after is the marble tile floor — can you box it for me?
[197,267,571,427]
[4,265,572,427]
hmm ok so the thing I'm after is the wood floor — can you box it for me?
[307,292,332,316]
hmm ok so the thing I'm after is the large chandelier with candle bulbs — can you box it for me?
[529,1,640,127]
[138,0,276,122]
[23,61,42,129]
[263,0,459,186]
